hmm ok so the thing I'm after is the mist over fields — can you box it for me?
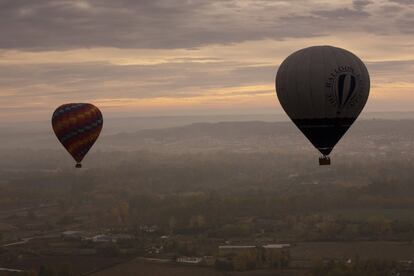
[2,113,414,275]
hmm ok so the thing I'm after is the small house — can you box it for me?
[176,256,202,264]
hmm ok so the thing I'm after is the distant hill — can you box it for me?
[109,121,294,140]
[100,119,414,154]
[1,118,414,171]
[1,116,414,153]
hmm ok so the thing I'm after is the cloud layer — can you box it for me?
[0,0,413,121]
[0,0,413,50]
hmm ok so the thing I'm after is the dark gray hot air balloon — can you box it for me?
[275,46,370,165]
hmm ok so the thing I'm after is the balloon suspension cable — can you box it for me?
[319,155,331,166]
[75,163,82,168]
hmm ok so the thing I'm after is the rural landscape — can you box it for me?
[0,115,414,275]
[1,0,414,275]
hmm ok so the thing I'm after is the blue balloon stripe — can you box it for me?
[60,119,103,143]
[52,103,85,120]
[77,145,93,160]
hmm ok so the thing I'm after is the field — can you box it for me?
[91,259,307,276]
[321,208,414,222]
[3,255,128,275]
[86,241,414,276]
[291,241,414,261]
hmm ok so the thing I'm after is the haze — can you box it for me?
[3,1,414,275]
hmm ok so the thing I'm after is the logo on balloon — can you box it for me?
[326,66,362,113]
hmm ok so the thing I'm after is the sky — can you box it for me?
[0,0,413,122]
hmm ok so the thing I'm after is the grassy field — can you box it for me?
[291,241,414,261]
[320,208,414,222]
[91,259,307,276]
[5,255,128,275]
[5,241,414,275]
[90,241,414,276]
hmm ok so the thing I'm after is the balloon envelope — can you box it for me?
[52,103,103,167]
[275,46,370,157]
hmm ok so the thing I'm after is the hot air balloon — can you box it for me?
[52,103,103,168]
[275,46,370,165]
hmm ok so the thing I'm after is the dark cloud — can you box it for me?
[366,59,414,85]
[0,0,412,50]
[389,0,414,5]
[0,57,412,108]
[353,0,372,10]
[0,60,276,105]
[378,4,404,14]
[312,8,369,19]
[395,12,414,34]
[0,0,292,50]
[367,59,414,73]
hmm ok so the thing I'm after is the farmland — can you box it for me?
[91,259,306,276]
[1,120,414,275]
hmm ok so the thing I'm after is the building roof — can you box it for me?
[62,230,84,235]
[219,245,256,249]
[263,244,290,249]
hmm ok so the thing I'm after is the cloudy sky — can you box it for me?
[0,0,413,122]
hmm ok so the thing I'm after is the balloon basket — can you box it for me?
[75,163,82,168]
[319,156,331,166]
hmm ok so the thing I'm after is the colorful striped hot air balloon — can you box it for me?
[52,103,103,168]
